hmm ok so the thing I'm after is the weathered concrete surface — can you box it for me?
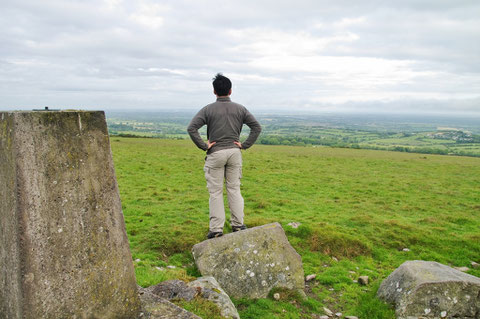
[377,260,480,319]
[192,222,304,299]
[0,111,141,318]
[138,288,202,319]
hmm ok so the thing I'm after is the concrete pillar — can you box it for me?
[0,111,141,318]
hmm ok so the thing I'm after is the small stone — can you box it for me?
[306,274,316,282]
[287,222,301,228]
[167,265,176,269]
[358,276,369,285]
[440,311,447,318]
[454,266,470,272]
[335,312,342,317]
[402,248,410,252]
[348,271,356,274]
[323,307,333,316]
[471,261,479,269]
[319,316,329,319]
[135,259,141,262]
[273,293,280,300]
[345,316,358,319]
[332,257,338,262]
[155,266,164,271]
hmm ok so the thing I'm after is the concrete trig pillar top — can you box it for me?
[0,110,141,318]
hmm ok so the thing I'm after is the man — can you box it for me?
[187,73,262,239]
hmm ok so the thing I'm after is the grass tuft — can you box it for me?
[307,228,371,258]
[174,297,224,319]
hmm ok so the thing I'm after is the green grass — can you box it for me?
[111,137,480,319]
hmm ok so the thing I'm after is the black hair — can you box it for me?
[212,73,232,96]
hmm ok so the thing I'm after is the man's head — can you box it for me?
[212,73,232,96]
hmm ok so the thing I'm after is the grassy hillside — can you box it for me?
[111,137,480,319]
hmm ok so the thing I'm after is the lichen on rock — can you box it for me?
[377,260,480,319]
[192,222,304,299]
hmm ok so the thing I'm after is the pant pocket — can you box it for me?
[204,166,210,182]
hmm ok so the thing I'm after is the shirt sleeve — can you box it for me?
[241,109,262,149]
[187,107,208,151]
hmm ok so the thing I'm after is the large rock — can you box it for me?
[144,277,240,319]
[377,260,480,319]
[139,288,201,319]
[188,277,240,319]
[0,111,140,318]
[145,280,198,301]
[192,222,304,299]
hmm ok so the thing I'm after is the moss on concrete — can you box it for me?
[1,111,141,318]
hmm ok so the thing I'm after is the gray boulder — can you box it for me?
[192,222,304,299]
[138,288,201,319]
[142,277,239,319]
[377,260,480,319]
[144,280,198,301]
[188,276,240,319]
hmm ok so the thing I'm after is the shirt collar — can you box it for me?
[216,97,231,102]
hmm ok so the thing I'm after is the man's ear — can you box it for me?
[228,89,232,96]
[214,89,217,96]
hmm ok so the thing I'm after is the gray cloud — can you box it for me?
[1,0,479,114]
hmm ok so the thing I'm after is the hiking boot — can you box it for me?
[232,225,247,232]
[206,231,223,239]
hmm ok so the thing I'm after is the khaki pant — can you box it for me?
[204,148,244,232]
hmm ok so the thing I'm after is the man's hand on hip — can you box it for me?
[234,141,242,149]
[207,140,216,149]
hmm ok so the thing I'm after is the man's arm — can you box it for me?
[187,107,209,151]
[239,109,261,149]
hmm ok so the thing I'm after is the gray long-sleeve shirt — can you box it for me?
[187,97,262,154]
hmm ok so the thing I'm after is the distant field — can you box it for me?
[111,138,480,319]
[107,112,480,157]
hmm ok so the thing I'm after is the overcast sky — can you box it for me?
[1,0,479,115]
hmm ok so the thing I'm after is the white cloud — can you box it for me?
[228,28,359,57]
[129,3,168,29]
[0,0,479,114]
[333,16,366,28]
